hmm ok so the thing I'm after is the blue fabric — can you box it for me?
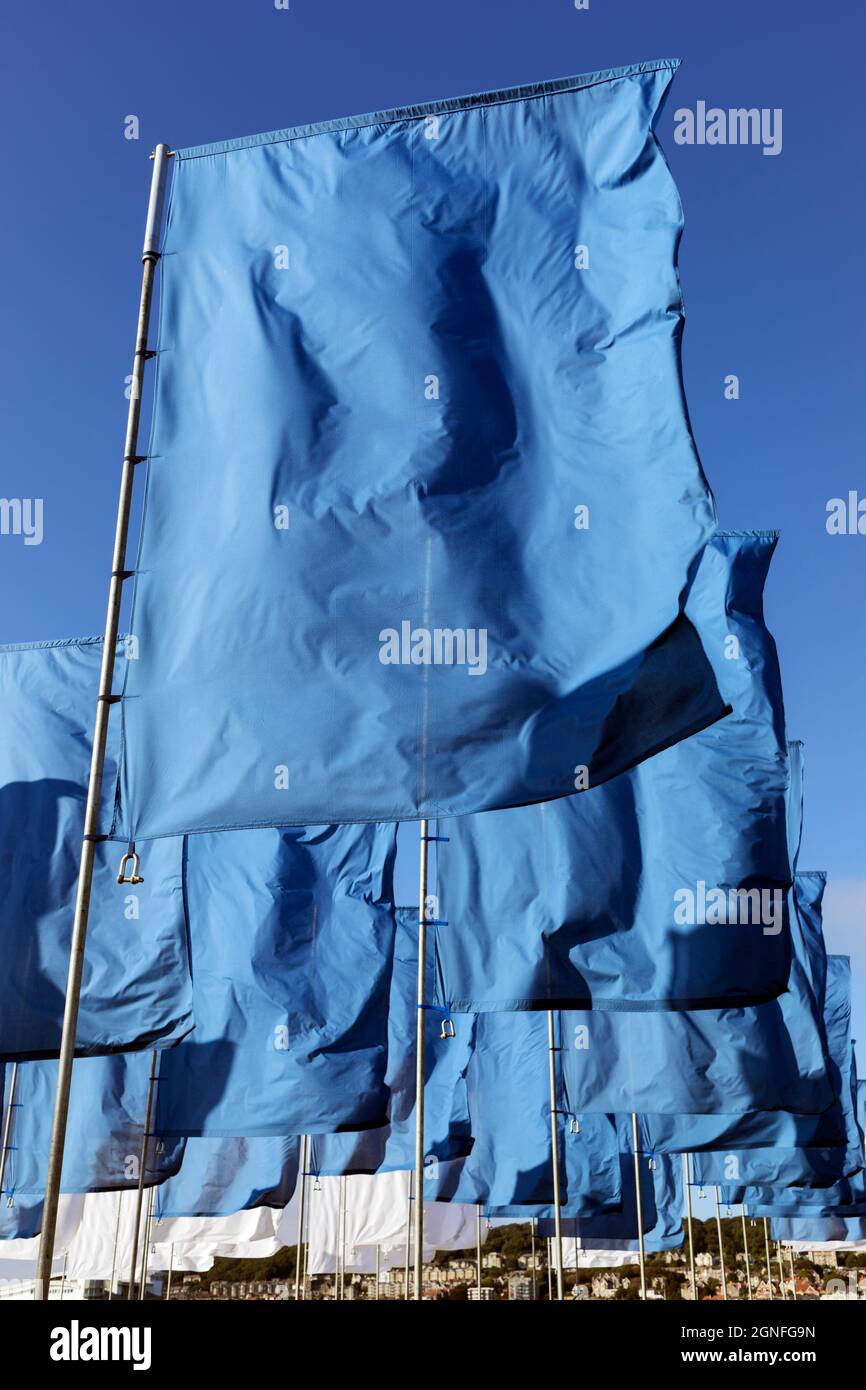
[115,61,727,838]
[153,1137,299,1218]
[1,1055,184,1199]
[727,1058,865,1217]
[432,1012,621,1210]
[310,907,473,1176]
[641,920,850,1153]
[0,638,191,1059]
[561,867,832,1116]
[155,825,398,1137]
[511,1122,683,1251]
[691,1145,862,1190]
[771,1216,866,1244]
[434,532,790,1012]
[312,1008,621,1212]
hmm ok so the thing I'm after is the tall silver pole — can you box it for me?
[59,1252,68,1301]
[531,1219,537,1300]
[165,1243,174,1300]
[301,1175,310,1298]
[763,1217,773,1298]
[35,142,171,1299]
[777,1241,787,1299]
[294,1135,308,1301]
[546,1239,553,1300]
[714,1188,728,1299]
[404,1171,412,1300]
[788,1245,796,1299]
[338,1174,347,1301]
[476,1204,482,1296]
[413,820,430,1303]
[683,1153,697,1301]
[127,1050,159,1300]
[138,1185,155,1301]
[0,1062,19,1200]
[546,1011,564,1300]
[741,1208,753,1299]
[375,1244,380,1301]
[108,1190,123,1300]
[631,1114,647,1300]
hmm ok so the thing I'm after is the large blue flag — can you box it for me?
[114,60,727,839]
[155,825,398,1137]
[433,531,790,1012]
[152,1137,299,1218]
[1,1055,184,1205]
[0,638,191,1059]
[560,869,832,1116]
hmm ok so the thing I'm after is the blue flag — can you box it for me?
[771,1215,866,1244]
[1,1055,184,1205]
[114,60,727,839]
[155,825,398,1137]
[690,1053,863,1189]
[561,868,832,1116]
[433,531,790,1013]
[310,908,473,1176]
[0,638,191,1059]
[152,1137,299,1218]
[725,1054,864,1216]
[509,1123,684,1252]
[691,1145,861,1190]
[641,920,851,1154]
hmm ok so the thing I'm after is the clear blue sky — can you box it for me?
[1,2,864,1053]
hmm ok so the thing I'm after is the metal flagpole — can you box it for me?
[476,1204,482,1296]
[59,1252,68,1301]
[165,1243,174,1300]
[138,1185,155,1300]
[375,1244,380,1301]
[127,1049,159,1300]
[741,1207,753,1299]
[0,1061,19,1202]
[777,1241,787,1299]
[294,1135,308,1301]
[531,1218,537,1300]
[108,1191,123,1300]
[339,1174,347,1301]
[35,142,171,1300]
[546,1239,553,1300]
[547,1011,565,1300]
[683,1153,697,1301]
[404,1170,413,1300]
[714,1187,728,1299]
[788,1245,796,1299]
[301,1175,311,1299]
[763,1217,773,1298]
[631,1114,647,1300]
[413,820,430,1302]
